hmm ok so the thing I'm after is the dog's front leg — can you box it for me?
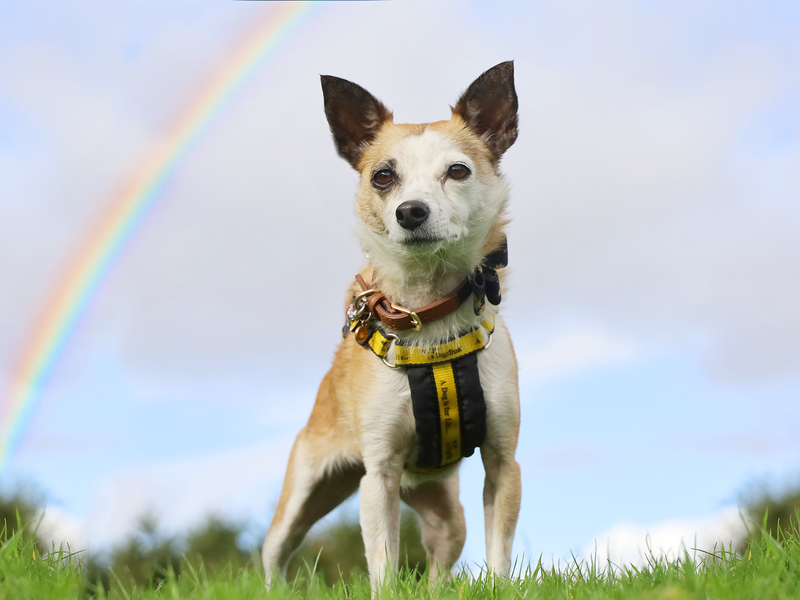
[481,446,521,576]
[360,458,404,593]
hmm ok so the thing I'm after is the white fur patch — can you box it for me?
[357,128,510,309]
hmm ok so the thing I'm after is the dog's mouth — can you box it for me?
[402,236,444,247]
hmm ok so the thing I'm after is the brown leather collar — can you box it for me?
[354,274,473,331]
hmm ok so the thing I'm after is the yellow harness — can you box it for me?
[364,316,495,367]
[355,316,495,473]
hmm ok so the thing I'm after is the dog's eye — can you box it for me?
[447,164,471,181]
[372,169,395,189]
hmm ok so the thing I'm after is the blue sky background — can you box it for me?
[1,0,799,568]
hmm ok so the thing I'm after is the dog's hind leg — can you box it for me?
[262,376,363,583]
[261,434,363,583]
[401,474,466,583]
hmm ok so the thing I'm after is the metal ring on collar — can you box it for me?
[354,288,377,304]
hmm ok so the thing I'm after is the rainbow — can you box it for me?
[0,1,321,473]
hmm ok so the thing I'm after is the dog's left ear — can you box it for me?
[452,61,519,159]
[321,75,393,170]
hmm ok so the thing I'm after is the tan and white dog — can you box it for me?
[262,62,521,591]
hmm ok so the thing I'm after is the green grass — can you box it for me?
[2,522,800,600]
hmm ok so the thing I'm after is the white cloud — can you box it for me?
[517,324,639,384]
[22,432,295,554]
[36,505,87,552]
[582,507,748,567]
[70,436,295,551]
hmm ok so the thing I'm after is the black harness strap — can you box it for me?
[407,353,487,470]
[407,365,442,469]
[453,352,486,457]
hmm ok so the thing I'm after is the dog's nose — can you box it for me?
[395,201,430,230]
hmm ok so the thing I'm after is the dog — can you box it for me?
[262,62,521,591]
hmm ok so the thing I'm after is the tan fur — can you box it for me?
[263,66,522,593]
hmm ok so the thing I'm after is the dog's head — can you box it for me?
[321,62,517,280]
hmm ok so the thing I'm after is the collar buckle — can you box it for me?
[389,303,422,331]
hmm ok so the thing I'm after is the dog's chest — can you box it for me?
[358,322,514,468]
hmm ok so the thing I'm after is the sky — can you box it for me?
[1,0,799,569]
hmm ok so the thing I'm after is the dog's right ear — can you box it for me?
[321,75,393,170]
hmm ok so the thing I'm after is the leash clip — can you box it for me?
[346,289,377,332]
